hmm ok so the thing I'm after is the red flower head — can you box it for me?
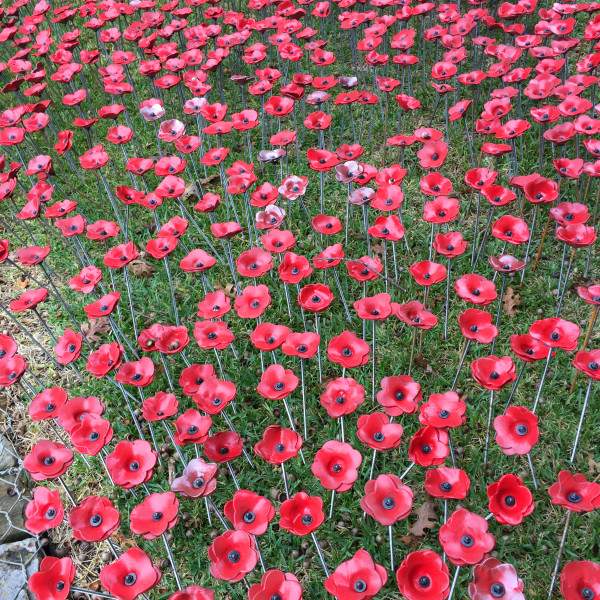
[224,489,275,535]
[325,550,388,600]
[458,309,498,344]
[172,409,212,446]
[371,185,404,211]
[434,232,467,258]
[257,364,299,400]
[320,377,365,418]
[170,587,214,600]
[360,473,413,526]
[180,249,217,273]
[130,492,179,539]
[28,557,75,600]
[396,550,450,600]
[0,354,28,386]
[298,283,334,313]
[254,425,303,464]
[69,265,102,294]
[548,471,600,513]
[234,284,271,319]
[471,355,516,390]
[194,321,235,350]
[100,547,162,600]
[279,491,325,535]
[577,285,600,306]
[103,242,139,268]
[193,378,236,415]
[557,224,597,248]
[249,570,302,600]
[529,317,580,351]
[424,467,471,500]
[417,141,448,169]
[327,330,370,369]
[455,274,498,306]
[208,529,258,582]
[510,334,553,362]
[439,509,496,566]
[494,406,539,455]
[54,328,82,365]
[141,392,178,421]
[281,332,321,359]
[356,413,403,451]
[311,440,362,492]
[420,172,453,196]
[237,247,273,277]
[469,558,525,600]
[377,375,422,416]
[354,293,393,320]
[409,426,449,466]
[115,357,154,387]
[204,431,244,463]
[23,440,73,481]
[419,391,466,429]
[25,486,64,534]
[171,457,218,498]
[250,323,291,352]
[465,168,498,191]
[572,350,600,380]
[9,288,48,313]
[395,301,438,330]
[68,495,121,542]
[29,387,68,421]
[487,474,534,526]
[106,439,157,489]
[492,216,530,245]
[70,413,113,456]
[279,252,312,284]
[560,561,600,600]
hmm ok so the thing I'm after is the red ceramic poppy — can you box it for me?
[169,587,215,600]
[395,301,438,330]
[487,474,534,526]
[28,557,75,600]
[69,413,113,456]
[439,508,496,566]
[424,467,471,500]
[193,320,235,350]
[492,215,530,245]
[377,375,422,416]
[25,486,64,534]
[548,471,600,513]
[9,288,48,313]
[224,489,275,535]
[560,561,600,600]
[23,440,73,481]
[257,364,298,400]
[469,558,525,600]
[572,350,600,379]
[409,426,449,467]
[419,391,467,429]
[129,492,179,540]
[458,309,498,344]
[320,377,365,418]
[327,330,370,369]
[248,570,302,600]
[68,495,121,542]
[172,409,212,446]
[250,323,291,352]
[577,285,600,305]
[360,473,413,526]
[494,406,539,455]
[356,413,403,451]
[100,547,162,600]
[279,491,324,536]
[396,550,450,600]
[171,458,218,498]
[529,317,581,351]
[208,529,258,582]
[105,439,157,489]
[324,550,387,600]
[455,274,498,306]
[193,378,236,415]
[311,440,362,492]
[254,425,303,464]
[471,355,517,390]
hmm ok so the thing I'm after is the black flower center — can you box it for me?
[383,496,395,509]
[568,492,582,503]
[193,477,204,488]
[461,535,474,547]
[582,588,595,600]
[130,461,140,471]
[441,482,452,492]
[275,382,285,391]
[124,573,137,586]
[228,551,241,563]
[46,508,57,519]
[342,347,352,357]
[516,425,528,436]
[152,512,163,521]
[504,495,516,507]
[419,576,431,588]
[491,583,505,598]
[243,511,256,523]
[439,410,450,419]
[354,580,367,593]
[44,456,55,466]
[490,372,499,380]
[332,464,342,473]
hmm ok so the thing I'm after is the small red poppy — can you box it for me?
[325,550,387,600]
[25,486,64,534]
[208,530,258,582]
[360,473,413,526]
[105,439,157,489]
[487,474,534,526]
[254,425,303,464]
[100,547,162,600]
[68,495,121,542]
[424,467,471,500]
[396,550,450,600]
[548,471,600,513]
[224,489,275,535]
[439,508,496,566]
[327,330,370,369]
[311,440,362,492]
[493,406,539,455]
[171,458,218,498]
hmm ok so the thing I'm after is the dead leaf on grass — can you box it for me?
[80,317,110,343]
[502,286,520,317]
[408,499,438,537]
[129,259,156,278]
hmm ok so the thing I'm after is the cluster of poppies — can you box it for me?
[1,0,600,598]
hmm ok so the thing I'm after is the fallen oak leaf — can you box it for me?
[13,276,29,290]
[408,498,438,537]
[129,258,156,278]
[502,286,520,317]
[214,281,236,298]
[80,317,110,343]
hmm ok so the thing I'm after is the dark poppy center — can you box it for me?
[419,576,431,588]
[89,431,100,441]
[395,391,405,400]
[373,432,384,442]
[461,535,474,547]
[228,551,241,563]
[354,580,367,593]
[504,495,516,507]
[243,511,256,523]
[383,496,395,509]
[44,456,55,466]
[291,267,299,275]
[271,595,283,600]
[516,425,528,436]
[332,464,342,473]
[56,582,65,591]
[439,410,450,419]
[193,477,204,488]
[568,492,582,503]
[490,372,499,380]
[274,382,285,391]
[152,511,163,521]
[342,347,352,357]
[46,508,57,519]
[46,404,55,412]
[440,482,452,492]
[491,584,505,598]
[550,332,560,341]
[588,362,599,370]
[124,573,137,586]
[219,447,229,455]
[422,444,432,454]
[582,588,595,600]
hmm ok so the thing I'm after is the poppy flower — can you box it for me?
[100,547,162,600]
[557,224,597,248]
[25,486,64,534]
[371,185,404,211]
[237,247,273,277]
[327,330,370,369]
[23,440,74,481]
[396,550,450,600]
[279,491,325,535]
[9,288,48,313]
[492,215,530,245]
[455,274,498,306]
[130,492,179,539]
[193,320,235,350]
[439,508,496,566]
[377,375,422,416]
[68,495,121,542]
[577,285,600,306]
[254,425,303,464]
[487,474,534,526]
[69,413,113,456]
[249,570,302,600]
[494,406,539,455]
[193,378,236,415]
[224,489,275,535]
[425,467,471,500]
[529,317,581,351]
[311,440,362,492]
[0,354,28,387]
[458,309,498,344]
[325,550,387,600]
[106,439,157,489]
[172,409,212,445]
[204,431,244,463]
[420,173,453,196]
[548,471,600,513]
[171,458,218,498]
[115,357,155,388]
[29,387,68,421]
[419,391,467,429]
[257,364,299,400]
[560,561,600,600]
[320,377,365,418]
[354,293,393,320]
[417,141,448,169]
[572,350,600,380]
[356,412,403,451]
[250,323,291,352]
[469,558,525,600]
[279,175,309,200]
[234,285,271,319]
[409,426,449,467]
[395,301,438,330]
[471,355,516,390]
[208,529,258,582]
[170,587,215,600]
[361,474,413,526]
[28,557,75,600]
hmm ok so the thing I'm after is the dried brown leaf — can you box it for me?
[129,259,156,278]
[214,281,236,298]
[502,286,520,317]
[408,499,438,537]
[13,276,29,290]
[588,454,600,474]
[80,317,110,343]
